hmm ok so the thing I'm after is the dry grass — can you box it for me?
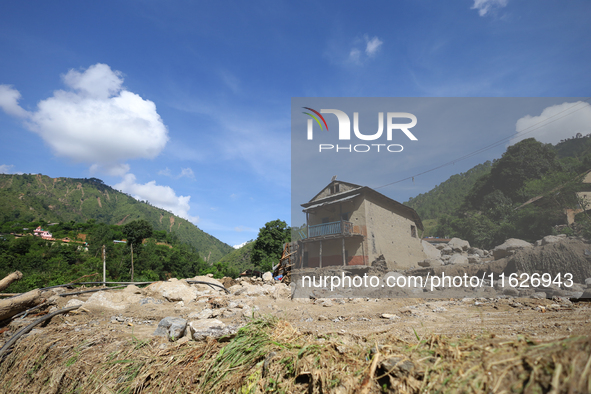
[0,316,590,393]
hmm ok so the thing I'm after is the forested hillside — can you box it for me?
[0,174,233,263]
[429,137,591,248]
[404,162,492,221]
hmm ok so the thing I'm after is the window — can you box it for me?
[330,183,340,194]
[411,225,417,238]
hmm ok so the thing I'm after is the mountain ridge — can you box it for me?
[0,173,233,263]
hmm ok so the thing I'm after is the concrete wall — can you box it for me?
[311,182,360,202]
[363,195,426,269]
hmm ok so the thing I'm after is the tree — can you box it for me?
[122,220,153,281]
[251,219,291,272]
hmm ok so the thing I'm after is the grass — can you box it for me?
[0,316,590,393]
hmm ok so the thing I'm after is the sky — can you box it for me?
[0,0,590,247]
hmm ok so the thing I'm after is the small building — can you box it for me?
[33,226,52,240]
[299,179,426,270]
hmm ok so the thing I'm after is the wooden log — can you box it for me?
[0,271,23,292]
[0,289,42,321]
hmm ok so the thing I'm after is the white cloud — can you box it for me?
[114,173,199,223]
[511,101,591,146]
[232,240,252,249]
[0,85,29,118]
[348,48,361,64]
[1,63,169,174]
[158,167,172,176]
[347,35,383,64]
[0,164,15,174]
[365,36,383,57]
[471,0,508,17]
[179,167,195,179]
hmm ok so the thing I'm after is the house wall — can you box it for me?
[363,195,426,269]
[304,237,366,267]
[311,182,360,202]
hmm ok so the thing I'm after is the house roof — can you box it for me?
[301,180,424,231]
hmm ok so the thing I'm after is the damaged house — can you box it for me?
[298,179,426,270]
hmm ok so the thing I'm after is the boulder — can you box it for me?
[541,235,562,246]
[65,299,85,308]
[448,238,470,252]
[421,241,441,259]
[418,259,443,268]
[146,279,197,304]
[189,319,238,341]
[448,254,468,265]
[468,248,486,258]
[441,246,453,255]
[580,289,591,299]
[85,290,141,310]
[123,285,142,294]
[262,272,274,282]
[271,283,291,299]
[585,278,591,288]
[492,239,533,260]
[153,317,187,341]
[467,255,481,264]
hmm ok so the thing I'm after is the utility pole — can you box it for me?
[102,245,106,286]
[131,243,134,282]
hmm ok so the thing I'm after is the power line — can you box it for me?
[374,98,591,190]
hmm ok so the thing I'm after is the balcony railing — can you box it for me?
[305,220,359,239]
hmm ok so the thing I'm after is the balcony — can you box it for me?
[302,220,362,240]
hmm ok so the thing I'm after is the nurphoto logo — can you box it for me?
[303,107,418,153]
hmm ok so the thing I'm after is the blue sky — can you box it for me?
[1,0,590,247]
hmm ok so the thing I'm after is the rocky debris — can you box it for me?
[65,299,85,308]
[189,319,239,341]
[220,277,237,288]
[379,356,415,378]
[448,238,470,252]
[123,285,143,294]
[146,279,198,304]
[540,235,564,246]
[380,313,400,320]
[421,240,441,259]
[448,254,468,265]
[185,275,226,292]
[139,297,163,306]
[153,317,187,341]
[262,272,273,282]
[493,238,533,260]
[581,289,591,299]
[85,290,142,310]
[418,259,443,268]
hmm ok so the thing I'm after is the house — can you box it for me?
[33,226,53,240]
[298,179,426,269]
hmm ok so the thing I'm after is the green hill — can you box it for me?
[0,174,233,263]
[216,241,255,274]
[404,162,493,222]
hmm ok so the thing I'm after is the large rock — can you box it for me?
[262,272,274,282]
[541,235,562,246]
[272,283,291,299]
[153,317,187,341]
[85,290,141,310]
[146,279,198,304]
[448,238,470,252]
[189,319,238,341]
[421,241,441,259]
[418,259,443,267]
[447,254,468,265]
[492,238,533,260]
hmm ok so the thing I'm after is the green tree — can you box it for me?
[251,219,291,272]
[122,219,153,281]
